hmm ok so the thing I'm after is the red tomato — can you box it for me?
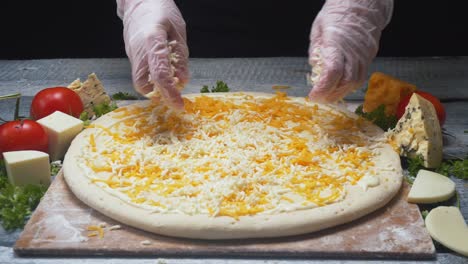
[396,91,446,126]
[0,120,49,156]
[30,87,83,120]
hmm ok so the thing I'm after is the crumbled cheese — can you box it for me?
[78,92,384,219]
[141,240,152,246]
[109,225,121,231]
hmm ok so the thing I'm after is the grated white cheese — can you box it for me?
[79,93,383,219]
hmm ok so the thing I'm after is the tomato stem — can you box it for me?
[14,96,21,121]
[0,93,22,121]
[0,93,21,100]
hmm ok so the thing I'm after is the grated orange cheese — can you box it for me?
[78,92,385,219]
[87,225,104,238]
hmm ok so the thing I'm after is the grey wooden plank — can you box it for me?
[3,246,468,264]
[0,246,441,264]
[1,57,468,100]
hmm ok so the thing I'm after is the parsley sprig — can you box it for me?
[93,101,118,117]
[355,104,397,131]
[0,160,46,230]
[435,159,468,179]
[200,81,230,93]
[112,92,138,100]
[406,156,468,180]
[79,101,119,126]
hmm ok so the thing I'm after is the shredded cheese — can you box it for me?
[78,92,385,219]
[87,225,105,238]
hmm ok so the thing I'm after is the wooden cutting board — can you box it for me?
[14,172,435,259]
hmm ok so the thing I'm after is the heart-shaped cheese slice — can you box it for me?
[407,169,455,203]
[425,206,468,257]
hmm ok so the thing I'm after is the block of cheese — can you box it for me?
[389,93,442,168]
[363,72,417,116]
[407,170,455,203]
[68,73,111,116]
[37,111,84,161]
[425,206,468,257]
[3,150,51,187]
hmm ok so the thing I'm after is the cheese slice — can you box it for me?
[68,73,111,116]
[37,111,84,161]
[389,93,442,168]
[3,150,51,186]
[425,206,468,257]
[407,169,455,203]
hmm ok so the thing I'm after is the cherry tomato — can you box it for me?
[30,87,83,120]
[0,120,49,156]
[396,91,446,126]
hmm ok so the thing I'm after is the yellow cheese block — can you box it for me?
[363,72,417,116]
[37,111,84,161]
[3,150,51,187]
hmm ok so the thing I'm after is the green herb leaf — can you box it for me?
[421,210,429,219]
[0,161,46,230]
[200,81,230,93]
[355,104,397,131]
[435,159,468,180]
[211,81,230,93]
[50,161,62,176]
[407,156,425,179]
[112,92,138,100]
[93,101,118,118]
[200,85,210,93]
[79,111,89,122]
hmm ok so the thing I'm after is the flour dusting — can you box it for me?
[32,214,88,243]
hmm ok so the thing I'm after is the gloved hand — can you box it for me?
[117,0,189,109]
[308,0,393,102]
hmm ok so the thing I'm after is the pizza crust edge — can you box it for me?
[63,92,402,239]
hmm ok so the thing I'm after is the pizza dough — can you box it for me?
[63,92,402,239]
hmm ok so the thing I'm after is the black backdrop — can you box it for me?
[1,0,467,59]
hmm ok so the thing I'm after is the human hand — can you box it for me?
[308,0,393,103]
[117,0,189,109]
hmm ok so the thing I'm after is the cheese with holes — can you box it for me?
[37,111,84,161]
[407,170,455,203]
[3,150,51,186]
[68,73,111,116]
[389,93,442,168]
[425,206,468,257]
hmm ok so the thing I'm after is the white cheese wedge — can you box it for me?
[425,206,468,257]
[390,93,443,168]
[68,73,111,116]
[3,150,51,186]
[407,169,455,203]
[37,111,84,161]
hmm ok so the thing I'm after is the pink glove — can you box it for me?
[308,0,393,103]
[117,0,189,109]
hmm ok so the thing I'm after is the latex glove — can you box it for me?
[308,0,393,103]
[117,0,189,109]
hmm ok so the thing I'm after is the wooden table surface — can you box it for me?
[0,57,467,264]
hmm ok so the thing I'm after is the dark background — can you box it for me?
[1,0,467,59]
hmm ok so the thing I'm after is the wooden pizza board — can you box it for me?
[14,171,435,259]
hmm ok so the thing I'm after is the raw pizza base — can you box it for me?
[63,92,402,239]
